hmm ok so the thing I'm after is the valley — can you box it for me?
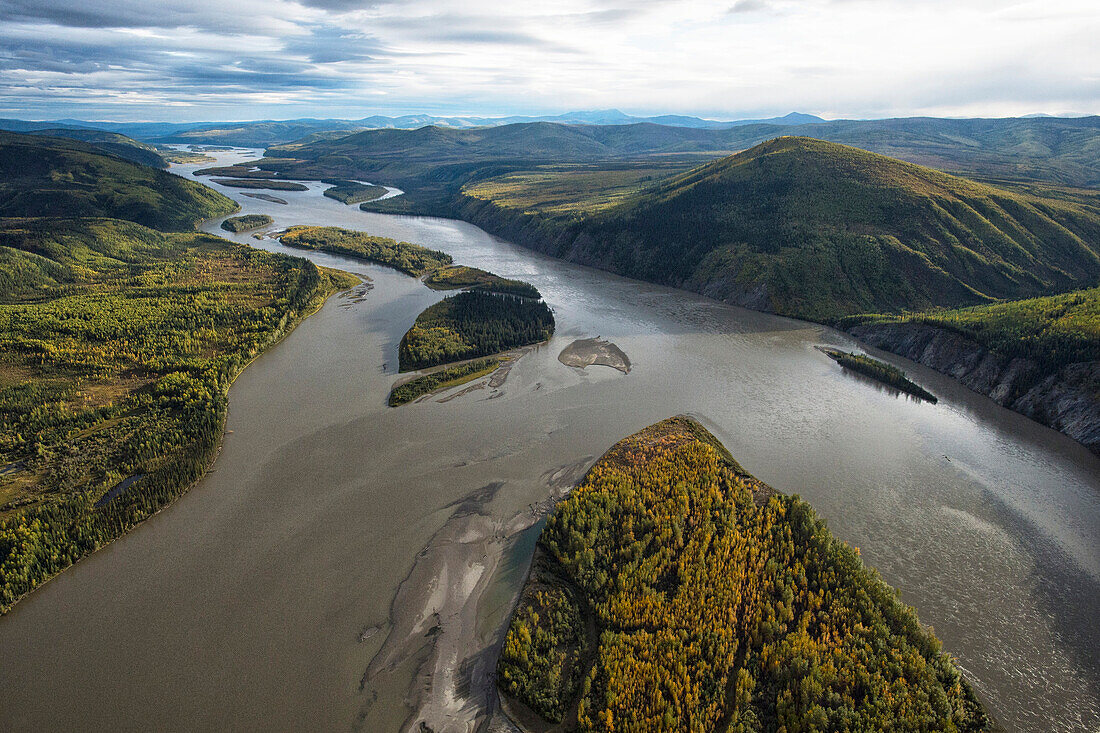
[0,147,1096,732]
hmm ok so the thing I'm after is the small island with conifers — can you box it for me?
[497,416,990,732]
[322,179,388,204]
[213,178,308,191]
[273,225,554,404]
[819,347,937,402]
[221,214,274,232]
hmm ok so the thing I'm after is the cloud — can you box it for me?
[728,0,772,14]
[0,0,1095,121]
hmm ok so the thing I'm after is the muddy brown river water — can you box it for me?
[0,149,1098,732]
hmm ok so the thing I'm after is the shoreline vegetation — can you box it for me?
[273,225,554,386]
[840,288,1100,454]
[498,416,991,732]
[212,178,309,191]
[0,218,356,615]
[321,179,388,205]
[0,131,359,615]
[425,264,541,299]
[220,214,274,233]
[819,346,937,402]
[388,357,502,406]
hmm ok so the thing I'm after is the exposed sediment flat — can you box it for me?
[557,337,630,373]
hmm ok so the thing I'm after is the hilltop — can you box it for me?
[461,137,1100,321]
[0,131,236,230]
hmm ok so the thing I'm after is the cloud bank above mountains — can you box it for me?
[1,0,1096,121]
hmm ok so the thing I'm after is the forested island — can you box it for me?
[499,417,991,731]
[399,291,554,371]
[0,132,355,614]
[212,178,309,191]
[279,225,452,276]
[820,347,937,402]
[425,265,541,298]
[276,225,553,384]
[322,179,388,204]
[221,214,274,232]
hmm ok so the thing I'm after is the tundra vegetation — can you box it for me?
[499,417,990,731]
[0,131,237,230]
[462,138,1100,323]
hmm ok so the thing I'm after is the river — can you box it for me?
[0,149,1097,732]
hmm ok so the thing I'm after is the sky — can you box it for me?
[0,0,1097,122]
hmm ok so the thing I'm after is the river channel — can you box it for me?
[0,149,1097,732]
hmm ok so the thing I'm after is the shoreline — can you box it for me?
[360,459,594,733]
[0,261,355,617]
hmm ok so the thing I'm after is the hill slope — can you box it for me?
[0,132,236,230]
[462,138,1100,321]
[499,416,990,731]
[28,128,168,168]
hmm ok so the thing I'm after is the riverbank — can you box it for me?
[402,193,1100,457]
[845,321,1099,455]
[4,148,1095,733]
[0,235,356,614]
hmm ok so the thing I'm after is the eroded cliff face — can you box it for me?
[848,322,1100,455]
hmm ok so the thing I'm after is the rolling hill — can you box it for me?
[264,116,1100,190]
[0,131,237,230]
[459,137,1100,321]
[17,128,168,169]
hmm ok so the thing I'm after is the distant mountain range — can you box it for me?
[261,115,1100,189]
[0,110,825,147]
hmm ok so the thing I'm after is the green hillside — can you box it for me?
[499,417,989,731]
[0,131,237,231]
[471,138,1100,321]
[29,128,168,169]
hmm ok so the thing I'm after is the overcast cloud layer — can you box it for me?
[0,0,1097,121]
